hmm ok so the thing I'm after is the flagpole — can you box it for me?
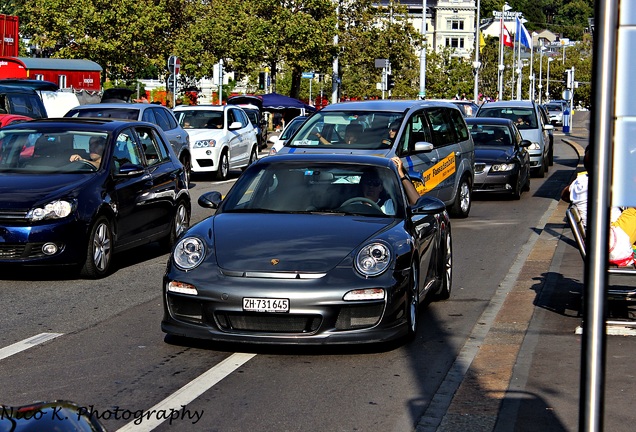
[498,9,504,99]
[472,0,481,102]
[516,15,522,100]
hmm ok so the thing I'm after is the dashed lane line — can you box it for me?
[116,352,256,432]
[0,333,64,361]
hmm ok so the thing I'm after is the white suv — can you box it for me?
[173,105,259,180]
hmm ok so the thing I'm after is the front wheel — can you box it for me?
[449,175,471,218]
[432,226,453,301]
[548,144,554,166]
[160,200,190,251]
[80,216,113,279]
[242,146,258,171]
[215,150,229,181]
[180,155,191,187]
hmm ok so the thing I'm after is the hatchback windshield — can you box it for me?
[545,104,562,112]
[477,107,537,130]
[287,111,404,150]
[223,162,404,217]
[0,128,109,173]
[66,107,139,120]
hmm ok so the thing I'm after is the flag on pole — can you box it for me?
[516,16,532,49]
[503,25,514,48]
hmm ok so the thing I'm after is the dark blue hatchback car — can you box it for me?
[0,118,191,278]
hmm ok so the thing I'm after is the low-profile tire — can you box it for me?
[406,260,420,340]
[180,155,192,187]
[215,150,229,181]
[548,144,554,166]
[160,200,190,251]
[242,146,258,171]
[432,226,453,301]
[449,175,471,218]
[522,174,531,192]
[80,216,113,279]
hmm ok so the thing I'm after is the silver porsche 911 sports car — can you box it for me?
[162,153,452,346]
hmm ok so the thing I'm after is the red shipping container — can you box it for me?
[0,15,19,58]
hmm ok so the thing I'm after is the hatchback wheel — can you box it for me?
[215,151,229,181]
[449,175,471,218]
[433,226,453,301]
[242,146,258,171]
[180,155,192,187]
[80,216,113,279]
[160,200,190,250]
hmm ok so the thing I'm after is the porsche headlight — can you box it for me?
[193,139,216,148]
[27,200,75,221]
[355,242,391,277]
[528,142,541,150]
[491,163,515,172]
[173,237,205,270]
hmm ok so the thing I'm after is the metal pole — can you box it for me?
[516,18,522,101]
[546,58,552,101]
[419,0,427,99]
[332,1,339,104]
[498,11,504,100]
[580,0,618,430]
[473,0,481,102]
[538,47,544,104]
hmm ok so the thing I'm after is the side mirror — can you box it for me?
[544,124,554,131]
[115,163,144,177]
[198,191,223,209]
[413,142,434,152]
[412,196,446,214]
[228,121,243,130]
[520,139,532,147]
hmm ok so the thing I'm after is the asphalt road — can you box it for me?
[0,138,579,432]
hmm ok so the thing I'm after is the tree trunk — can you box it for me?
[290,66,302,99]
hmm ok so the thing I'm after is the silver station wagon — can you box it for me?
[274,100,475,217]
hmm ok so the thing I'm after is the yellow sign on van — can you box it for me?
[416,153,456,195]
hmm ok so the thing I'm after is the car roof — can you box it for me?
[173,104,228,112]
[254,152,397,169]
[318,99,458,113]
[71,103,158,110]
[465,117,515,126]
[0,79,59,91]
[479,100,535,108]
[0,84,39,95]
[0,117,153,132]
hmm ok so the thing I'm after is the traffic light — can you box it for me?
[563,69,573,89]
[258,72,265,90]
[387,74,395,90]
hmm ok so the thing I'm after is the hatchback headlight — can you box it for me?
[355,242,391,277]
[528,142,541,150]
[193,139,216,148]
[26,200,75,221]
[491,163,515,172]
[173,237,205,270]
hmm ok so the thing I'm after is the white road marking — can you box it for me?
[116,352,256,432]
[0,333,63,361]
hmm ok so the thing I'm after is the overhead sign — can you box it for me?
[492,11,523,19]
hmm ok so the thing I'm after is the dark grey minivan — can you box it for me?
[274,100,475,217]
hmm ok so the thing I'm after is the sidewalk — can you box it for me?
[417,130,593,431]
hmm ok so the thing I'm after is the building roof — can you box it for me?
[1,57,102,72]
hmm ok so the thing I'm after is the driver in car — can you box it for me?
[358,157,420,215]
[70,136,105,168]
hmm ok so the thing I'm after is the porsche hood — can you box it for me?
[211,213,394,273]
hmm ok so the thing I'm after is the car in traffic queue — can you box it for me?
[268,115,309,155]
[274,100,475,218]
[173,104,259,180]
[430,99,479,117]
[475,100,554,178]
[162,154,452,345]
[544,102,565,126]
[0,114,32,128]
[0,84,48,119]
[465,117,532,199]
[227,95,268,150]
[64,103,192,185]
[0,118,191,278]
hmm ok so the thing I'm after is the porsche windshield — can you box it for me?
[287,111,404,150]
[222,162,404,217]
[0,128,109,173]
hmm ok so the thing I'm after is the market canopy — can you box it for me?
[261,92,316,112]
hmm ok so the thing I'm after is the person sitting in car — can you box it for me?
[69,136,105,168]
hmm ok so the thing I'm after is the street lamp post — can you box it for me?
[473,0,481,102]
[419,0,427,99]
[538,46,544,104]
[546,57,554,102]
[498,2,512,100]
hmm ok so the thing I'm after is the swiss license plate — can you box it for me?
[243,297,289,313]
